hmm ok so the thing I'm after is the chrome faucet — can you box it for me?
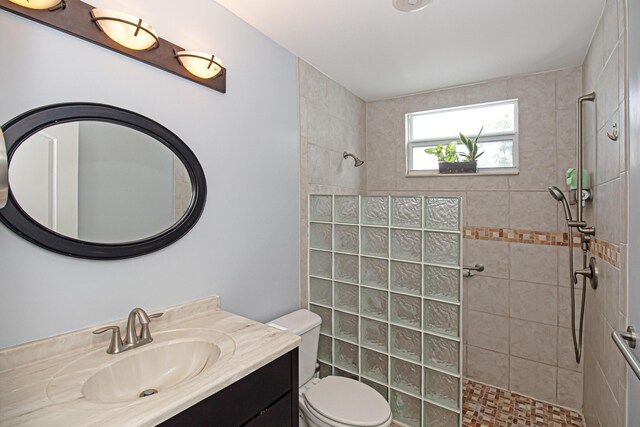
[93,308,163,354]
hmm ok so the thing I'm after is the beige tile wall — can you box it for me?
[581,0,629,426]
[298,59,367,307]
[365,69,585,409]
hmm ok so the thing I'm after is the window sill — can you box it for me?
[406,168,519,177]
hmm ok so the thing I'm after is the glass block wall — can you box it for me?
[308,195,463,427]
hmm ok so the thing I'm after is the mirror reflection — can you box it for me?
[8,121,192,244]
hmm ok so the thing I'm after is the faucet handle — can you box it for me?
[93,326,125,354]
[139,312,163,342]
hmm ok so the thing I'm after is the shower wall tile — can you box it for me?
[464,276,509,316]
[390,390,422,427]
[509,319,558,365]
[508,191,558,231]
[363,67,591,410]
[509,356,557,403]
[309,277,332,306]
[466,346,509,389]
[509,243,558,285]
[466,310,509,354]
[509,281,558,325]
[390,261,422,295]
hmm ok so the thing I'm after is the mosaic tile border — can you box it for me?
[463,226,620,268]
[462,379,584,427]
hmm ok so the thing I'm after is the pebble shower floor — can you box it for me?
[308,195,463,427]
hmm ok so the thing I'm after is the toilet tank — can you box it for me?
[269,309,321,387]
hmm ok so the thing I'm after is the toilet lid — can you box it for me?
[303,376,391,426]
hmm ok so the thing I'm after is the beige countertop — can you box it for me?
[0,296,300,426]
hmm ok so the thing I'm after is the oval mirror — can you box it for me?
[0,103,207,259]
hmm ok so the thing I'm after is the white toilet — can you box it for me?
[269,309,393,427]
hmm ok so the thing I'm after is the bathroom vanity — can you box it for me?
[0,296,300,426]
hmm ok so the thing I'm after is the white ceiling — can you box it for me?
[214,0,604,101]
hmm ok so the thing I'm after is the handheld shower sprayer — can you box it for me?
[548,186,572,222]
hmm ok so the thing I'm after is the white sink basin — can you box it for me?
[47,328,235,407]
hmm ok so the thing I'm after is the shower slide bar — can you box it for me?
[611,326,640,381]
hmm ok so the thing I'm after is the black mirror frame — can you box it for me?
[0,102,207,260]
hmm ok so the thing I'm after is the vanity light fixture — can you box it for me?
[0,0,226,92]
[8,0,64,10]
[174,50,224,79]
[90,8,159,50]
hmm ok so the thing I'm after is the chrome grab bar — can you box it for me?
[0,128,8,209]
[611,326,640,381]
[463,264,484,277]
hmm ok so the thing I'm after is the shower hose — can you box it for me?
[568,225,588,364]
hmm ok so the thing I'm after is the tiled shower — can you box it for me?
[308,194,463,426]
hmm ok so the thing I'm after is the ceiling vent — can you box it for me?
[392,0,432,12]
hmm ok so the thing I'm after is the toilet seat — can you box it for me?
[301,376,392,427]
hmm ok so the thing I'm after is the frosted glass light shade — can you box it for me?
[91,9,159,51]
[8,0,63,9]
[175,51,224,79]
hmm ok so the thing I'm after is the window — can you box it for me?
[406,99,518,174]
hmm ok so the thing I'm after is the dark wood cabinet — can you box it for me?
[160,349,299,427]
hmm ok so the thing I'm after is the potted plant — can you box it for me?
[425,127,485,174]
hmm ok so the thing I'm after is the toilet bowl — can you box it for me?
[268,309,392,427]
[298,376,392,427]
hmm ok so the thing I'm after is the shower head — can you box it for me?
[548,186,573,222]
[343,152,364,167]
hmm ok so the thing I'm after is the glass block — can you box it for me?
[390,389,422,427]
[361,317,388,353]
[390,229,422,262]
[361,378,388,400]
[334,253,358,284]
[361,227,389,257]
[361,196,389,226]
[334,339,359,372]
[335,310,359,343]
[361,288,388,321]
[361,257,388,289]
[319,361,332,379]
[335,195,359,224]
[424,368,459,410]
[424,265,460,302]
[390,325,421,363]
[310,304,332,335]
[310,250,332,278]
[423,402,460,427]
[318,334,332,363]
[309,277,332,306]
[361,348,388,383]
[390,357,422,396]
[423,300,459,338]
[310,195,332,222]
[424,334,459,374]
[390,261,422,296]
[334,367,359,380]
[309,222,332,250]
[391,196,422,228]
[424,232,460,267]
[335,225,359,254]
[424,197,460,231]
[390,293,421,329]
[335,282,359,313]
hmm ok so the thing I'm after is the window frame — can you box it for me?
[405,99,520,176]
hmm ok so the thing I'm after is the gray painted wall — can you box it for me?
[0,0,300,348]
